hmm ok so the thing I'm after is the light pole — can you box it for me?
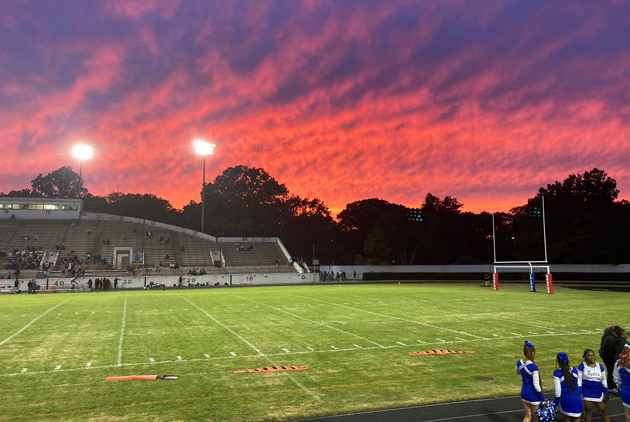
[72,144,93,198]
[194,140,216,234]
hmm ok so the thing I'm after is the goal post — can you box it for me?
[492,263,553,294]
[491,196,553,293]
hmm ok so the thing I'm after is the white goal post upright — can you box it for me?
[491,196,553,294]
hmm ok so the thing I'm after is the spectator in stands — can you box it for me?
[114,278,118,289]
[87,279,93,290]
[248,244,253,253]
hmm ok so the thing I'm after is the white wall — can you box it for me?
[320,264,630,279]
[25,272,318,291]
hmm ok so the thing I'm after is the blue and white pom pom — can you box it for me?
[536,400,557,422]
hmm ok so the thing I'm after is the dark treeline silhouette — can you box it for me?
[2,166,629,266]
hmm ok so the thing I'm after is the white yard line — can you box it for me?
[0,328,602,378]
[339,292,568,333]
[117,294,128,366]
[179,296,264,356]
[0,299,71,347]
[179,295,322,403]
[292,294,488,340]
[235,295,386,348]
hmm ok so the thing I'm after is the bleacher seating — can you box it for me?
[0,217,294,278]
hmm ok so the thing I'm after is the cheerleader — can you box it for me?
[577,349,610,422]
[613,345,630,422]
[517,341,545,422]
[554,352,582,422]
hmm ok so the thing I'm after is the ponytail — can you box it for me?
[557,352,576,390]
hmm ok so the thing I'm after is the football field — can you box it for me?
[0,283,626,421]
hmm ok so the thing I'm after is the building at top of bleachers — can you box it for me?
[0,198,82,220]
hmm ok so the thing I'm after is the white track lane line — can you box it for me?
[117,294,128,366]
[236,295,386,348]
[0,299,72,347]
[293,294,487,340]
[179,295,322,403]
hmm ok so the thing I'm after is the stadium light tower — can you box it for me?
[194,140,216,234]
[72,144,93,197]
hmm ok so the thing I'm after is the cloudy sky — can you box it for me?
[1,0,629,214]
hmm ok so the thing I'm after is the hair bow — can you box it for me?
[558,352,568,363]
[525,341,533,348]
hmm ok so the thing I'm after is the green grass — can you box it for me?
[0,283,627,421]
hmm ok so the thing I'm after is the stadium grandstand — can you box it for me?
[0,198,315,292]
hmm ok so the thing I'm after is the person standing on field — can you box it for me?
[517,341,545,422]
[613,345,630,422]
[600,325,618,391]
[578,349,610,422]
[554,352,582,422]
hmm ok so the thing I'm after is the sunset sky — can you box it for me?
[1,0,629,215]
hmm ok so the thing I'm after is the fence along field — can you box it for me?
[0,283,626,421]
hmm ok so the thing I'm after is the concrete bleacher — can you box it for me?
[0,217,295,277]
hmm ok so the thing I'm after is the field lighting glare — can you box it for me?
[194,140,215,156]
[72,144,93,160]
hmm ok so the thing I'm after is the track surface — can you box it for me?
[290,394,626,422]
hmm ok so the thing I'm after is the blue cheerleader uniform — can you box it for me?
[577,361,609,401]
[613,361,630,408]
[554,366,583,417]
[516,359,544,405]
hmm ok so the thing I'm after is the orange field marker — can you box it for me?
[234,365,308,374]
[105,375,179,381]
[409,349,474,355]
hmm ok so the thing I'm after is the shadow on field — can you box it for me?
[288,395,626,422]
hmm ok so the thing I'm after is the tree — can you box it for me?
[282,196,338,263]
[30,166,85,198]
[98,192,179,224]
[512,168,622,263]
[0,188,39,197]
[337,198,403,264]
[199,166,291,236]
[363,206,424,264]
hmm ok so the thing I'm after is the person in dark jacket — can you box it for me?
[615,328,628,357]
[600,325,618,390]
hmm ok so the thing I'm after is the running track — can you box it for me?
[291,394,626,422]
